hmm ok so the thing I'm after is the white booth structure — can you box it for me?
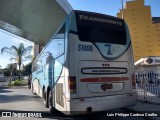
[135,56,160,83]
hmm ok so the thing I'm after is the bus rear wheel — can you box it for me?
[48,90,57,114]
[43,91,49,108]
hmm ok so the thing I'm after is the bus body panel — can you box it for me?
[68,33,133,98]
[78,60,131,98]
[66,92,137,115]
[32,64,50,98]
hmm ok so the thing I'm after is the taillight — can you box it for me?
[131,74,136,89]
[68,76,77,94]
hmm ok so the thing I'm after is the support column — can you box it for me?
[33,43,44,59]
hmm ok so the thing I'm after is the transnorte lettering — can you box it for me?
[79,15,122,26]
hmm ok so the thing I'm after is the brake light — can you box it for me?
[131,74,136,89]
[68,76,77,94]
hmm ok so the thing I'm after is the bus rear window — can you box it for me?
[77,26,126,45]
[74,10,127,45]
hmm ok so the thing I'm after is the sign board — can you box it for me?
[135,56,160,66]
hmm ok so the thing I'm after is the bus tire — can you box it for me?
[48,90,57,114]
[43,91,49,108]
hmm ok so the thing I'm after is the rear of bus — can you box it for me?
[67,10,137,114]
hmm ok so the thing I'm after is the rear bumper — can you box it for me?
[65,92,137,115]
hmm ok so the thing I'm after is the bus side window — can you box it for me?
[47,24,65,61]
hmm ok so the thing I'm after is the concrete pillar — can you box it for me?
[33,43,44,59]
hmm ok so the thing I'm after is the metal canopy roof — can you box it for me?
[0,0,72,46]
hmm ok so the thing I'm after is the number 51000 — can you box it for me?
[78,44,93,52]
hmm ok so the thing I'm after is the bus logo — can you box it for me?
[101,83,113,91]
[79,15,122,26]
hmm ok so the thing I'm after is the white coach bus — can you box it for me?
[32,10,137,115]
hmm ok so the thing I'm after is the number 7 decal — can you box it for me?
[105,44,112,55]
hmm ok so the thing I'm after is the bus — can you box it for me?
[31,10,137,115]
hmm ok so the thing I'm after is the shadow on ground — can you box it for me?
[0,89,13,93]
[0,94,41,103]
[0,87,41,103]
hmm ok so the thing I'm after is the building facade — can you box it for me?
[117,0,160,62]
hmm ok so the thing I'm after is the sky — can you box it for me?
[0,29,33,68]
[0,0,159,68]
[67,0,160,17]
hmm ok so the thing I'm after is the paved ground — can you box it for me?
[128,101,160,120]
[0,86,148,120]
[0,86,48,111]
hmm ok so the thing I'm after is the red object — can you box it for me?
[81,77,129,82]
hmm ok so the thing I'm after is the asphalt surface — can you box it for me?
[0,86,148,120]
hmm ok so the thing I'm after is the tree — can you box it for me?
[0,65,2,74]
[22,62,32,76]
[3,64,18,76]
[6,64,16,85]
[1,43,33,80]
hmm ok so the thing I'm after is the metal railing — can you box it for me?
[136,69,160,103]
